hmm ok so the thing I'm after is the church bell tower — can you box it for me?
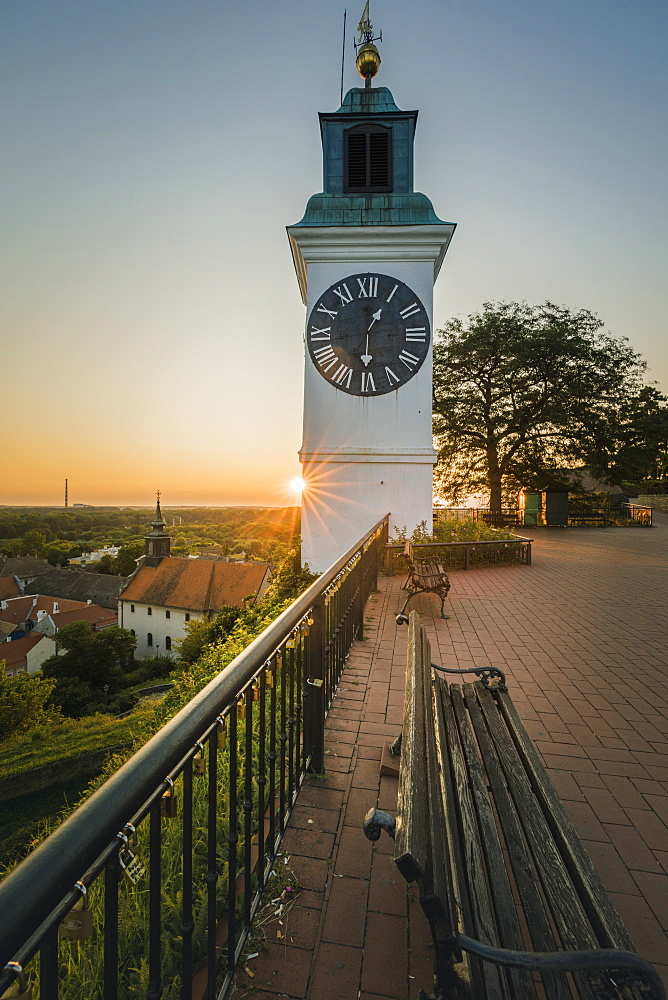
[287,7,456,572]
[144,492,171,567]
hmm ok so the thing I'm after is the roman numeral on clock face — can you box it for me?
[310,325,331,341]
[356,276,378,298]
[313,345,338,372]
[317,304,338,320]
[399,350,420,369]
[332,283,353,306]
[385,366,400,386]
[399,302,420,319]
[386,284,399,303]
[405,327,426,341]
[332,364,353,388]
[361,371,376,393]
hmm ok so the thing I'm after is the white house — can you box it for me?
[117,498,271,659]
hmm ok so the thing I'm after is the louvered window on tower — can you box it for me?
[345,125,392,193]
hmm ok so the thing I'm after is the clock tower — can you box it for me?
[287,10,455,572]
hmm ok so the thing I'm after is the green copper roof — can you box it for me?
[336,86,403,114]
[294,192,445,227]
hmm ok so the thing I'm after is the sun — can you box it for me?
[288,476,306,496]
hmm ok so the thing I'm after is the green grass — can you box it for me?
[0,776,93,872]
[0,708,153,780]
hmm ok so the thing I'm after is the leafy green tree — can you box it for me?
[41,623,136,717]
[46,543,74,567]
[263,546,318,603]
[433,301,666,511]
[113,540,144,576]
[20,530,47,557]
[174,617,211,665]
[0,669,62,739]
[175,608,241,665]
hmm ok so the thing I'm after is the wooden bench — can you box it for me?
[568,513,609,527]
[396,541,451,625]
[364,612,665,1000]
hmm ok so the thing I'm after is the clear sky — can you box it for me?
[2,0,666,507]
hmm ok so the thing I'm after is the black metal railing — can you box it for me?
[619,503,653,526]
[434,507,523,528]
[0,515,389,1000]
[385,535,532,574]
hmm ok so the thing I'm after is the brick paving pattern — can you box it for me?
[237,514,668,998]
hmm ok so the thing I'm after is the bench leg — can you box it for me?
[438,592,450,620]
[396,589,419,625]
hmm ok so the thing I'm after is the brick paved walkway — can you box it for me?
[239,515,668,999]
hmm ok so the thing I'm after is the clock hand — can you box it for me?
[362,309,383,366]
[368,308,382,331]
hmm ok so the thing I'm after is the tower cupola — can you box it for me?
[144,492,171,566]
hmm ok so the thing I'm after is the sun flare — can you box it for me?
[289,476,306,496]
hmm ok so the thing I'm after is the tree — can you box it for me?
[264,546,318,603]
[175,607,241,665]
[432,301,666,510]
[0,668,62,739]
[20,529,46,557]
[112,540,144,576]
[41,622,136,717]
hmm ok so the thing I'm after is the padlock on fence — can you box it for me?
[192,742,206,776]
[216,717,227,749]
[252,679,260,701]
[119,847,146,885]
[236,699,246,721]
[1,964,32,999]
[59,881,93,940]
[161,777,177,818]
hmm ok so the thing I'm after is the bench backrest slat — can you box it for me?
[462,682,574,1000]
[435,681,507,1000]
[394,613,430,882]
[449,685,539,1000]
[497,690,637,953]
[474,684,603,965]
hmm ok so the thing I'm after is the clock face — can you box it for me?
[306,272,430,397]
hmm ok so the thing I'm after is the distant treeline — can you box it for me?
[0,506,301,567]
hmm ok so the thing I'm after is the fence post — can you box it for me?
[464,545,470,570]
[305,595,326,774]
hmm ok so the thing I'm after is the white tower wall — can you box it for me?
[288,225,454,572]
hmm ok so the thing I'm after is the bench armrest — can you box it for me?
[459,935,666,1000]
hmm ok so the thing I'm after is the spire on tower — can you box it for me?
[152,490,164,527]
[145,491,171,565]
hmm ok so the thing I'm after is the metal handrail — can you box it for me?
[0,514,389,992]
[386,536,533,549]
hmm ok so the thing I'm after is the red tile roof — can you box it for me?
[119,558,271,612]
[0,595,116,630]
[1,633,47,669]
[52,605,117,629]
[0,577,22,600]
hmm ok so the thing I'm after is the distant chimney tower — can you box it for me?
[65,479,68,507]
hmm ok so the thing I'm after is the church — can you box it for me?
[118,498,272,658]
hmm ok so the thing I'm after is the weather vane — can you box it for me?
[356,2,381,47]
[354,2,382,85]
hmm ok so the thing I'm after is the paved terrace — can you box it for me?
[236,515,668,999]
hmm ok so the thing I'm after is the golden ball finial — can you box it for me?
[356,42,381,80]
